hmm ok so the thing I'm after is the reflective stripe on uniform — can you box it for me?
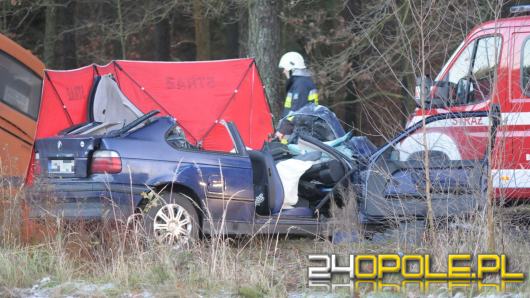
[287,116,294,121]
[284,93,293,108]
[308,89,319,105]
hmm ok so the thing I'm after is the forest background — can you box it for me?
[1,0,526,143]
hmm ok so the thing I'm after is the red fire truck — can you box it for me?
[404,7,530,200]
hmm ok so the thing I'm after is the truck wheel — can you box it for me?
[144,192,199,247]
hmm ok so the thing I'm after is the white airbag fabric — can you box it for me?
[276,159,314,209]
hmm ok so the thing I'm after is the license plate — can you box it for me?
[49,159,75,174]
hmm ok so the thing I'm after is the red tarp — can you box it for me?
[37,58,273,150]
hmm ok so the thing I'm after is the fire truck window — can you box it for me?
[522,38,530,96]
[447,42,474,85]
[0,51,42,119]
[444,41,474,105]
[443,36,500,106]
[468,36,501,103]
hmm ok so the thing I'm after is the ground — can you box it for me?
[1,192,530,297]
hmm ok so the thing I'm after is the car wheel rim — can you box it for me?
[153,203,193,246]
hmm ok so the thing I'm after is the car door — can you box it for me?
[197,121,255,227]
[504,29,530,193]
[361,110,499,220]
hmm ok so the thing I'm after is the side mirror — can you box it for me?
[455,77,472,105]
[414,75,433,107]
[414,76,452,108]
[433,80,449,102]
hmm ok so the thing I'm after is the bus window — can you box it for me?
[0,51,42,119]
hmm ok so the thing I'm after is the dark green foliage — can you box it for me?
[0,0,512,142]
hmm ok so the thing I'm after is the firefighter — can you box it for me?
[275,51,319,140]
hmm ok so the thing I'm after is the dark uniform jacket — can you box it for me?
[281,69,319,118]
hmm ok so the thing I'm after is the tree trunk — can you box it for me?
[397,0,414,126]
[248,0,281,117]
[238,5,248,57]
[43,0,57,68]
[116,0,126,59]
[342,0,362,130]
[155,18,171,60]
[225,9,239,59]
[61,0,77,69]
[193,0,210,60]
[101,1,123,59]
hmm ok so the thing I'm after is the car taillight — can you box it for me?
[91,150,121,174]
[34,152,41,176]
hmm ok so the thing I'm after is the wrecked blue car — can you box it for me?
[30,76,496,245]
[31,119,359,244]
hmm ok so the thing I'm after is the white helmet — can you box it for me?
[278,52,306,71]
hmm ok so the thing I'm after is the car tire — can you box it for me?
[144,192,200,247]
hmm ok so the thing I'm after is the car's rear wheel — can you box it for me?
[144,192,199,247]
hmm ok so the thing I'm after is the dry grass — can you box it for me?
[0,181,529,297]
[0,219,317,296]
[0,182,316,297]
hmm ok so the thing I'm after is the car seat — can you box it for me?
[249,145,316,218]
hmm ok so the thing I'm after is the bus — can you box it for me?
[0,34,44,183]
